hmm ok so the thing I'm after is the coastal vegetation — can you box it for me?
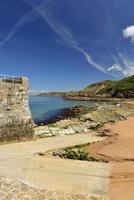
[99,75,134,96]
[52,144,108,163]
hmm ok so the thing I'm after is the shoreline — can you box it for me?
[64,96,123,102]
[33,97,134,126]
[35,100,134,138]
[36,93,129,101]
[36,94,134,102]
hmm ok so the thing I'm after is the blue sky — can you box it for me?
[0,0,134,91]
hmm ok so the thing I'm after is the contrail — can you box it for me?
[23,0,109,75]
[0,9,41,47]
[0,0,55,47]
[0,0,116,76]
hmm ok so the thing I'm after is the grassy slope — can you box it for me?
[82,75,134,94]
[82,80,113,94]
[99,75,134,94]
[38,76,134,98]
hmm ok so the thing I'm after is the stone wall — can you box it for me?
[0,77,34,141]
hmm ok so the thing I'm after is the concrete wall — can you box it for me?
[0,77,34,141]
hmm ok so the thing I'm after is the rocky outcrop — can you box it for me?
[0,77,34,141]
[58,105,90,119]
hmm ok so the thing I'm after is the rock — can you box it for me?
[59,105,90,119]
[48,133,52,137]
[53,149,65,157]
[97,129,113,137]
[6,107,11,111]
[34,103,134,138]
[81,113,95,122]
[35,128,50,136]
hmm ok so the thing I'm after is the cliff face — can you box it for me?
[0,77,34,141]
[82,80,113,95]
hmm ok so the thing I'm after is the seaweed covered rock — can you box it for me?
[60,105,90,119]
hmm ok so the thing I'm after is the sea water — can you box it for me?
[29,96,94,124]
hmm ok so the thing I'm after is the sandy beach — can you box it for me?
[85,114,134,200]
[108,117,134,200]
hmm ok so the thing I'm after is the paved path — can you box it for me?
[0,134,111,200]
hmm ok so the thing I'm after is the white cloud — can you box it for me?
[108,57,134,77]
[121,57,134,76]
[107,64,127,76]
[123,25,134,43]
[107,64,123,72]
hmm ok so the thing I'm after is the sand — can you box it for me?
[98,118,134,160]
[110,162,134,200]
[86,117,134,200]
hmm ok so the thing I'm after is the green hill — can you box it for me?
[38,75,134,99]
[82,80,114,95]
[81,75,134,98]
[99,75,134,93]
[64,75,134,99]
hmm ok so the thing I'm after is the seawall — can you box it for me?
[0,76,34,141]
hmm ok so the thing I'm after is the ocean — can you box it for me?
[29,96,94,124]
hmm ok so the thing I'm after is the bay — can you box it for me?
[29,96,94,124]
